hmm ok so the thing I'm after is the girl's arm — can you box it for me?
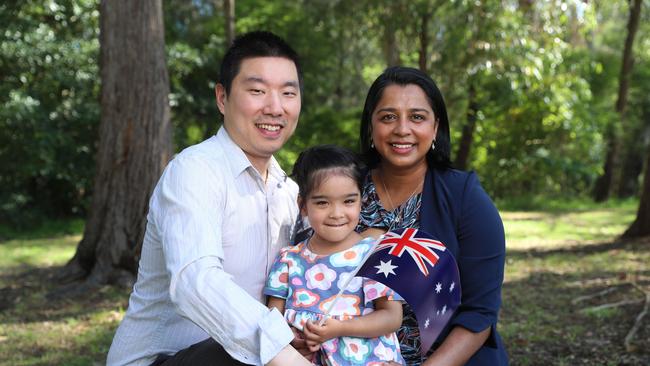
[303,297,402,343]
[267,296,286,314]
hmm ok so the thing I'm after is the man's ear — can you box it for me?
[215,84,227,115]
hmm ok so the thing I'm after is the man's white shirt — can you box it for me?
[107,127,298,366]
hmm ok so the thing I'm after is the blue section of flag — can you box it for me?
[355,228,461,355]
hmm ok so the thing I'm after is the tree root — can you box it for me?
[574,278,649,353]
[624,284,650,353]
[572,287,619,305]
[580,298,643,313]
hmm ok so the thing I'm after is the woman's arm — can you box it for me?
[422,326,490,366]
[423,172,506,364]
[303,297,402,342]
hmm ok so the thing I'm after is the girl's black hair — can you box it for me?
[291,145,365,203]
[359,66,453,170]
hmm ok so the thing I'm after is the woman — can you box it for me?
[357,66,508,365]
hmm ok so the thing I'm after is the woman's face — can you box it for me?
[370,84,439,171]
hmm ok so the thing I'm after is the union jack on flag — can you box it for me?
[376,228,447,276]
[355,228,461,355]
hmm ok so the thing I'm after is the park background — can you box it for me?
[1,0,649,365]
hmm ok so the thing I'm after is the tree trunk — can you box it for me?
[59,0,172,288]
[381,3,401,67]
[593,127,618,202]
[623,148,650,238]
[617,143,644,198]
[593,0,642,202]
[224,0,235,46]
[418,10,430,73]
[455,81,478,170]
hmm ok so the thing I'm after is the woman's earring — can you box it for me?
[431,140,436,151]
[371,139,375,149]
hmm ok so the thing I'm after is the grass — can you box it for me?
[1,201,649,365]
[500,199,650,365]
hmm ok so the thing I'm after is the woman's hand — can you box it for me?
[303,318,344,347]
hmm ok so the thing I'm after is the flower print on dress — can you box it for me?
[319,294,361,318]
[266,266,289,294]
[339,337,371,364]
[378,333,398,346]
[372,340,397,361]
[301,245,320,263]
[321,338,339,357]
[329,243,369,268]
[305,263,337,290]
[336,271,363,293]
[283,255,305,276]
[363,279,392,304]
[292,288,320,308]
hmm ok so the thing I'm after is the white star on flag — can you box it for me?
[435,282,442,293]
[449,281,455,292]
[374,260,398,278]
[442,305,447,315]
[424,318,430,328]
[436,310,440,316]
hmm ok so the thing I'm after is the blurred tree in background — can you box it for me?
[1,0,649,228]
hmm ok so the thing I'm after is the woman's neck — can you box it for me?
[374,162,427,210]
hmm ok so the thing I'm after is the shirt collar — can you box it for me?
[215,126,288,182]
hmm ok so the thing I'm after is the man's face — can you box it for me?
[216,57,301,168]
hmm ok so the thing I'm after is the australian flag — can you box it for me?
[355,228,461,355]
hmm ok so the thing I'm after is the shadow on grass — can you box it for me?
[507,236,650,260]
[0,218,84,243]
[502,238,650,365]
[0,264,128,324]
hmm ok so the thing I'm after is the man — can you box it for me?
[107,31,311,366]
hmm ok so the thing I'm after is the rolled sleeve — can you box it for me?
[259,308,294,364]
[171,260,292,364]
[451,172,506,348]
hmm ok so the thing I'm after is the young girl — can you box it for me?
[264,145,404,365]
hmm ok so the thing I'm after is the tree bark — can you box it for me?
[455,80,478,170]
[381,3,401,67]
[617,143,644,198]
[593,127,617,202]
[418,10,430,73]
[623,147,650,238]
[593,0,642,202]
[59,0,172,288]
[224,0,235,46]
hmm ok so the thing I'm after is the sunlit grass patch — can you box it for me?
[502,200,637,251]
[0,235,79,271]
[0,222,128,366]
[501,201,649,365]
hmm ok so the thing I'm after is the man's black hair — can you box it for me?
[219,31,303,95]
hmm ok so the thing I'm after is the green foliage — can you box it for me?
[2,0,650,222]
[0,1,99,224]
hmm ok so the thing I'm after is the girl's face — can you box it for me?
[371,84,439,171]
[301,174,361,249]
